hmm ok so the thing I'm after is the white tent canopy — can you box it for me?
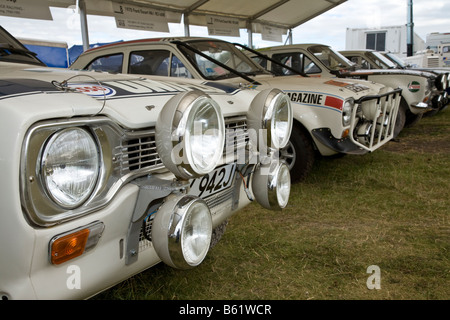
[1,0,347,49]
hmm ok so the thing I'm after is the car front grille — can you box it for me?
[118,116,249,175]
[123,135,160,172]
[224,116,248,155]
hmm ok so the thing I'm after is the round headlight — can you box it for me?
[156,90,225,180]
[342,99,354,126]
[152,194,213,269]
[40,128,99,209]
[247,89,293,151]
[251,160,291,210]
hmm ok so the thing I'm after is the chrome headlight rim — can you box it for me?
[272,161,291,209]
[20,118,118,227]
[152,194,213,269]
[251,160,291,211]
[247,88,293,152]
[156,90,225,180]
[183,96,224,175]
[40,127,100,210]
[264,91,293,150]
[342,98,354,126]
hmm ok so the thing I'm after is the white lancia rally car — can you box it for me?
[70,37,402,182]
[0,27,294,299]
[249,44,448,132]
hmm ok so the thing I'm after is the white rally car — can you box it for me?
[70,37,402,182]
[341,49,449,107]
[0,27,294,299]
[375,51,449,114]
[250,44,447,132]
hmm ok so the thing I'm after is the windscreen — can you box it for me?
[0,26,45,65]
[180,40,265,80]
[308,45,354,71]
[369,51,397,69]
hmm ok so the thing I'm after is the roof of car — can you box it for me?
[257,43,328,51]
[340,49,376,53]
[83,37,223,53]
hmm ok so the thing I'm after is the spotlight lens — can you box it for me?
[186,97,224,174]
[276,162,291,208]
[271,93,292,149]
[181,200,212,266]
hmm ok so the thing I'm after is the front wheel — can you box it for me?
[280,125,315,183]
[393,99,407,138]
[405,108,423,128]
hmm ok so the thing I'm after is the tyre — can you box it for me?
[280,125,315,183]
[405,108,423,127]
[393,98,407,138]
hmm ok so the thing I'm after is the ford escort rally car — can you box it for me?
[0,27,294,299]
[250,44,447,133]
[70,37,402,183]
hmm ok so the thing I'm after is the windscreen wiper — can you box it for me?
[172,40,261,85]
[0,43,38,57]
[232,42,309,78]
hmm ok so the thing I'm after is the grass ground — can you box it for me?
[95,108,450,300]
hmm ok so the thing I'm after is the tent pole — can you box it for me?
[79,0,90,51]
[406,0,414,56]
[247,21,253,48]
[184,13,190,37]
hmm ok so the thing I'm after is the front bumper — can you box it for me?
[312,128,368,155]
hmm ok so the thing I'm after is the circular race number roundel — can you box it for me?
[68,83,116,97]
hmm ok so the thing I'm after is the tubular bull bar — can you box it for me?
[350,88,402,152]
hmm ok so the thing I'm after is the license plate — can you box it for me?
[189,163,236,199]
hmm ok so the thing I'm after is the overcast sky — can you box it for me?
[0,0,449,50]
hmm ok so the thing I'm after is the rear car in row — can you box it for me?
[250,43,448,134]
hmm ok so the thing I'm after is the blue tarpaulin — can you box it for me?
[23,43,69,68]
[21,40,122,68]
[68,41,122,65]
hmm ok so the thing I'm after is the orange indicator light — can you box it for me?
[342,129,349,138]
[51,228,90,265]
